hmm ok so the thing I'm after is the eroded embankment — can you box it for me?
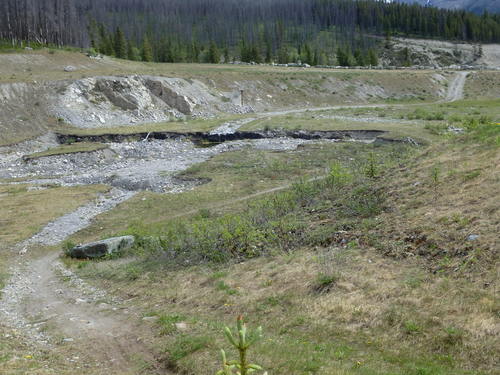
[56,129,388,144]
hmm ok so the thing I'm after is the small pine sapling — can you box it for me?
[216,316,267,375]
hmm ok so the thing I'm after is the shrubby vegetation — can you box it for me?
[124,146,406,267]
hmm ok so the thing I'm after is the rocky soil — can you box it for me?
[53,75,254,128]
[1,137,324,193]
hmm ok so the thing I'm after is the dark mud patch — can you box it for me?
[56,129,393,145]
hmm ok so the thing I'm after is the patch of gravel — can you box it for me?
[19,188,135,248]
[209,117,257,135]
[0,133,59,170]
[1,138,317,193]
[0,253,122,347]
[0,262,51,345]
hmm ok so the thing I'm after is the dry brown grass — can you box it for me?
[0,184,109,246]
[76,244,498,374]
[372,139,499,272]
[464,71,500,99]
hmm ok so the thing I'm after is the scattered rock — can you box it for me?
[448,126,464,134]
[64,66,77,72]
[467,234,479,241]
[175,322,188,331]
[142,316,159,323]
[67,235,135,259]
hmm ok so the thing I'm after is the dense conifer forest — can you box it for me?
[1,0,500,64]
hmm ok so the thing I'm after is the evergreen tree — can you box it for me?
[312,49,319,66]
[367,49,379,66]
[302,43,313,65]
[240,40,251,62]
[114,27,127,58]
[142,36,153,62]
[336,46,347,66]
[265,38,272,63]
[98,24,114,56]
[277,45,289,64]
[188,39,201,63]
[249,44,261,63]
[127,40,140,61]
[207,41,220,63]
[354,49,365,66]
[159,38,175,62]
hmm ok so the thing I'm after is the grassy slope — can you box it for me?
[62,120,499,374]
[240,99,500,143]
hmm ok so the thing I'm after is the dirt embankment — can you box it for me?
[0,52,455,146]
[383,37,500,69]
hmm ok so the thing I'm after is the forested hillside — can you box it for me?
[396,0,500,15]
[2,0,500,64]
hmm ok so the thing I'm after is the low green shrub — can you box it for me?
[461,118,499,146]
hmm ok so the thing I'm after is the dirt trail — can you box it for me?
[162,175,326,223]
[1,187,163,373]
[1,252,162,374]
[220,71,467,133]
[444,72,468,102]
[0,71,467,374]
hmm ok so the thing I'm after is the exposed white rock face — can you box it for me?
[145,78,196,114]
[52,75,252,128]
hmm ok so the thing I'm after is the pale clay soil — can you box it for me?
[0,72,468,374]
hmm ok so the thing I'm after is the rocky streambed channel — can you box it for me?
[1,126,416,251]
[1,128,414,195]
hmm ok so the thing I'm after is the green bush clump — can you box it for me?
[129,172,384,266]
[408,109,445,121]
[461,118,499,146]
[124,146,408,268]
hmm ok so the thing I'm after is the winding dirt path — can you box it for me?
[2,252,162,374]
[444,71,468,102]
[0,72,467,374]
[216,72,468,133]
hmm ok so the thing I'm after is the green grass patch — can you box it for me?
[167,334,212,363]
[23,142,108,160]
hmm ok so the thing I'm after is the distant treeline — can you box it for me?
[1,0,499,64]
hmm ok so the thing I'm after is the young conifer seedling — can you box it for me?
[216,316,267,375]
